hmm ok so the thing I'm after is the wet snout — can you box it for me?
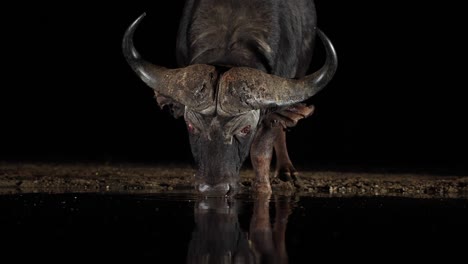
[197,183,232,196]
[195,171,239,196]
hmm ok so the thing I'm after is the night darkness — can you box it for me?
[1,1,466,174]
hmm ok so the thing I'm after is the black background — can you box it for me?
[1,1,466,173]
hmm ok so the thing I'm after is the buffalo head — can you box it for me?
[123,13,337,196]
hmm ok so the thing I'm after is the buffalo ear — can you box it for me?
[155,94,185,118]
[265,103,315,129]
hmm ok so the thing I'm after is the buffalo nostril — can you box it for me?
[197,183,230,196]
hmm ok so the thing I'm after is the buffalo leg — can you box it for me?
[250,124,277,194]
[274,129,298,182]
[273,104,315,187]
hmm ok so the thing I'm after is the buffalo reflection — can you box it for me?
[187,194,292,264]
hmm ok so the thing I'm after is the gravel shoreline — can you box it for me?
[1,163,467,198]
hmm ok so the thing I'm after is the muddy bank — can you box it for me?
[0,163,467,198]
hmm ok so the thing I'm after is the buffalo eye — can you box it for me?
[239,125,251,136]
[187,122,196,133]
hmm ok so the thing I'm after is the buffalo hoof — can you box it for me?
[275,165,297,182]
[274,167,305,189]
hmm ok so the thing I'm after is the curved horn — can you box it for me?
[217,29,338,115]
[122,13,218,111]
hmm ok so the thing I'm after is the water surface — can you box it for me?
[1,193,466,262]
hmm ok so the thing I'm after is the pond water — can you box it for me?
[1,193,467,262]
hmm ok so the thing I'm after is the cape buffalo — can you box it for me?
[123,0,337,195]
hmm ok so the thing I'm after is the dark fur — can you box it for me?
[176,0,316,78]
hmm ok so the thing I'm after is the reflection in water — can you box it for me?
[187,194,291,264]
[2,193,467,262]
